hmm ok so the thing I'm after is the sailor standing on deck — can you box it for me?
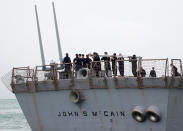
[170,64,181,76]
[73,54,82,71]
[78,54,82,70]
[111,53,117,76]
[118,53,124,77]
[63,53,72,78]
[129,55,137,77]
[149,67,156,77]
[139,67,146,77]
[81,54,87,68]
[92,52,101,77]
[101,52,111,76]
[85,55,92,69]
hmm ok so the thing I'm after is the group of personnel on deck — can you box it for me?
[63,52,181,78]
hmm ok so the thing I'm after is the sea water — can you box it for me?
[0,99,31,131]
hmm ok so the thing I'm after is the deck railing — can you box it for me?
[10,59,183,85]
[11,67,34,85]
[141,59,168,77]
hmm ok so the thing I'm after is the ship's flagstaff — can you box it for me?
[35,5,46,66]
[52,2,63,64]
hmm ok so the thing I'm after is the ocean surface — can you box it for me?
[0,99,31,131]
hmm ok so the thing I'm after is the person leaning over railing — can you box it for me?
[118,53,124,77]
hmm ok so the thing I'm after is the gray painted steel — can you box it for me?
[13,77,183,131]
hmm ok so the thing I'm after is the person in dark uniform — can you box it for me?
[78,54,82,70]
[85,55,92,69]
[78,54,82,59]
[73,54,78,63]
[170,64,181,76]
[73,54,82,71]
[139,67,146,77]
[129,55,137,77]
[101,52,111,76]
[63,53,72,79]
[81,54,87,68]
[111,53,117,76]
[118,53,124,77]
[150,67,156,77]
[73,54,78,71]
[92,52,101,77]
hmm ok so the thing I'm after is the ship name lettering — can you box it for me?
[92,112,98,116]
[57,111,125,117]
[120,111,125,116]
[83,111,88,116]
[104,111,108,116]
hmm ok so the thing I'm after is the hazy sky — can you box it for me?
[0,0,183,99]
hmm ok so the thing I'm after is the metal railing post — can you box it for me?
[180,60,183,79]
[165,58,168,77]
[104,61,107,78]
[171,59,175,78]
[71,62,74,78]
[11,68,15,88]
[137,58,142,78]
[114,61,117,77]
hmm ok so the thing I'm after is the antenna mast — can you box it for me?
[35,5,46,66]
[52,2,63,64]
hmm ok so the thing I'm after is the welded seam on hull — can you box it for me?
[165,89,170,131]
[164,77,168,88]
[178,78,183,88]
[92,90,106,131]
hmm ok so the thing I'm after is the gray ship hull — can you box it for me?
[13,77,183,131]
